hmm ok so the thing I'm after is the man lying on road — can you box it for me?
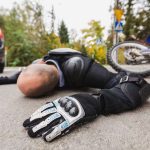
[0,48,149,142]
[0,48,125,96]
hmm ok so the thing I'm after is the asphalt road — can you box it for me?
[0,67,150,150]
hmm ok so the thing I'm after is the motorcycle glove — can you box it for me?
[23,93,101,142]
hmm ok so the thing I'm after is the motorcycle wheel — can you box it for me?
[107,41,150,77]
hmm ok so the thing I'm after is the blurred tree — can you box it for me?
[44,6,62,50]
[85,45,107,64]
[106,24,114,49]
[122,0,150,40]
[80,44,87,55]
[81,20,106,64]
[123,0,136,40]
[1,1,46,66]
[81,20,104,46]
[68,39,86,53]
[0,1,109,65]
[49,5,55,33]
[46,32,61,50]
[133,0,150,40]
[69,29,86,53]
[0,15,5,30]
[58,20,69,44]
[94,45,107,64]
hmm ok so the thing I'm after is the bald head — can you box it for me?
[17,64,59,97]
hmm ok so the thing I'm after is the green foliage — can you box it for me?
[0,15,5,29]
[81,20,104,46]
[0,1,48,66]
[0,1,69,66]
[123,0,150,40]
[4,7,42,66]
[106,24,114,50]
[0,0,108,66]
[46,32,61,50]
[80,20,107,64]
[123,0,136,39]
[7,39,41,66]
[86,45,107,64]
[58,20,69,44]
[133,0,150,39]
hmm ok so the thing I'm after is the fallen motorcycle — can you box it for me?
[107,41,150,77]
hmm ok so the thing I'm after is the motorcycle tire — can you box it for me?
[107,41,150,77]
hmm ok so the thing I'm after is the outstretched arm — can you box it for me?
[0,70,21,85]
[0,58,46,85]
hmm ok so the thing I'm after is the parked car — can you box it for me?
[0,29,4,73]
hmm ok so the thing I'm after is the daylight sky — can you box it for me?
[0,0,114,39]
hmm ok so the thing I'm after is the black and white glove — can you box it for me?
[23,93,101,142]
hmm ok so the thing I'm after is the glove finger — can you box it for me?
[23,107,57,128]
[27,113,62,138]
[43,120,70,142]
[23,115,50,128]
[31,102,54,116]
